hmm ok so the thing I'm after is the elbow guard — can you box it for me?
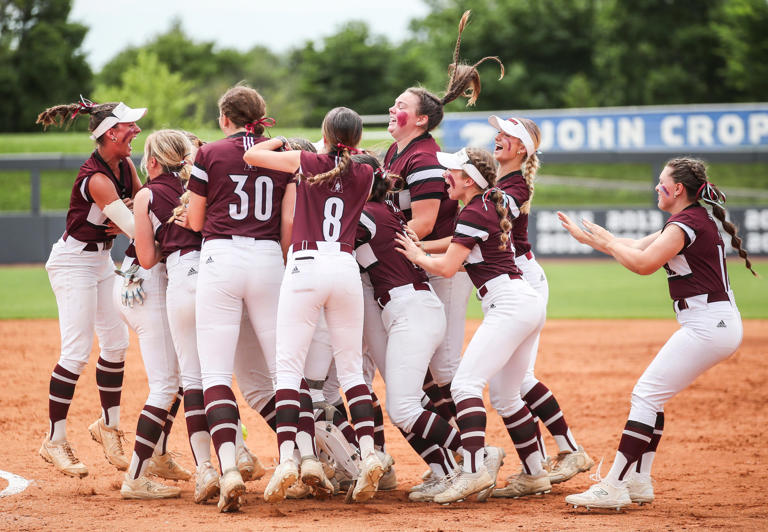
[102,199,135,239]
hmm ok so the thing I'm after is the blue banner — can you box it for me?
[441,104,768,153]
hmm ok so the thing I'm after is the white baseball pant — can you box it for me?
[115,258,180,410]
[165,250,203,392]
[382,286,446,432]
[361,272,389,386]
[45,237,128,375]
[275,250,365,392]
[234,308,276,413]
[629,298,742,426]
[196,237,283,391]
[428,271,473,386]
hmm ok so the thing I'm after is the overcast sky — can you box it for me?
[71,0,431,70]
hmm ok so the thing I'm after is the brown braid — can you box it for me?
[405,10,504,132]
[303,107,362,186]
[36,101,119,144]
[666,157,757,277]
[465,148,510,250]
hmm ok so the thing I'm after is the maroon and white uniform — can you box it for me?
[626,204,742,428]
[448,194,548,475]
[44,153,132,441]
[274,151,375,463]
[188,132,291,473]
[596,203,744,489]
[356,201,451,440]
[384,134,471,390]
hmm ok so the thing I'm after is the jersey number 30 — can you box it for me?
[229,175,273,221]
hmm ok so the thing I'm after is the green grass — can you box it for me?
[3,259,766,320]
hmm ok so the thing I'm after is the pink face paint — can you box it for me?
[396,111,408,128]
[659,184,670,197]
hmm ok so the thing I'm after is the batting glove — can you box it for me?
[115,264,146,308]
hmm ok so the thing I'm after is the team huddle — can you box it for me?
[35,11,754,515]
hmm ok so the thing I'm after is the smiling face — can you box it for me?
[388,90,425,141]
[108,122,141,158]
[444,168,470,202]
[493,131,526,164]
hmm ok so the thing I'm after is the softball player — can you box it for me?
[385,10,504,422]
[396,148,547,504]
[117,130,194,500]
[36,99,144,478]
[243,107,384,503]
[353,153,475,502]
[186,86,295,512]
[487,115,594,498]
[560,157,752,510]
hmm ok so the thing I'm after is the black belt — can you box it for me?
[63,231,113,252]
[377,282,431,308]
[674,291,729,311]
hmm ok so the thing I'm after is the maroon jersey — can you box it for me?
[187,133,293,240]
[384,133,458,241]
[146,173,202,258]
[65,151,135,243]
[451,194,522,289]
[355,200,428,301]
[291,152,374,249]
[662,204,731,301]
[497,170,531,257]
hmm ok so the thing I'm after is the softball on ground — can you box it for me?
[241,422,248,440]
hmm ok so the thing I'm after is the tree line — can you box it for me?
[2,0,767,132]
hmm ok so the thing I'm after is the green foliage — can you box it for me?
[94,49,202,131]
[0,0,93,132]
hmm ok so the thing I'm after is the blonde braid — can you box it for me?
[520,152,539,214]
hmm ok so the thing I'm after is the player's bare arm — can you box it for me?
[395,232,470,278]
[89,172,135,238]
[407,198,440,239]
[280,182,296,261]
[243,138,301,173]
[186,191,207,233]
[132,188,162,269]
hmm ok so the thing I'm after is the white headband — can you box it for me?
[436,148,489,189]
[488,115,535,158]
[90,102,147,140]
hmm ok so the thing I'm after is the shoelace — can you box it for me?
[114,429,127,455]
[62,442,81,464]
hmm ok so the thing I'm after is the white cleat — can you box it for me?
[565,481,632,511]
[492,471,551,498]
[476,446,505,502]
[300,456,334,498]
[408,470,458,502]
[121,474,181,500]
[263,459,299,503]
[217,467,246,513]
[627,473,655,505]
[146,451,192,481]
[39,438,88,478]
[549,446,595,484]
[193,461,220,504]
[351,452,384,502]
[237,445,265,481]
[433,468,494,505]
[88,418,129,471]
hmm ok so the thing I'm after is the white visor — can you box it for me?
[488,115,535,159]
[90,102,147,140]
[436,148,489,189]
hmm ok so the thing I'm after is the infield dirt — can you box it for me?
[0,319,766,531]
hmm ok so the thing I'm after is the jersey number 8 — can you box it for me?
[323,197,344,241]
[228,174,273,221]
